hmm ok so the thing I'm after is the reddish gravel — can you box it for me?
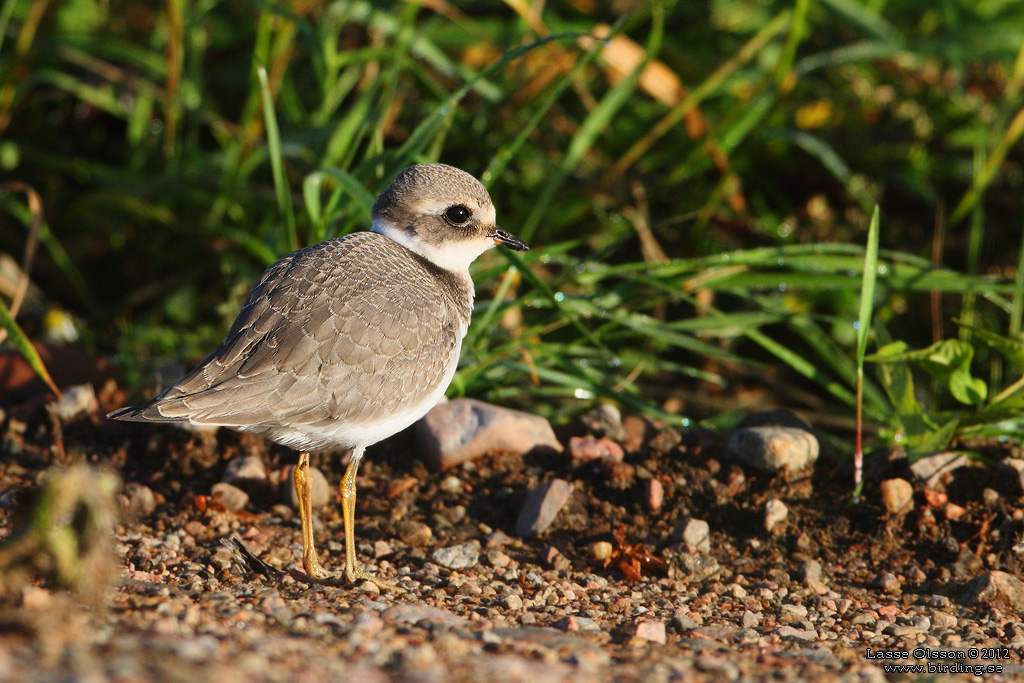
[2,390,1024,682]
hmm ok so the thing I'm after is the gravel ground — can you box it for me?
[2,387,1024,682]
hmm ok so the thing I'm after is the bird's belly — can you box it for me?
[257,339,463,452]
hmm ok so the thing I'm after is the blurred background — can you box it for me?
[2,0,1024,460]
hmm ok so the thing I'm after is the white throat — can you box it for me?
[372,218,493,273]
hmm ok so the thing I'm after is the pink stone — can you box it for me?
[569,436,624,463]
[416,399,562,471]
[634,620,666,644]
[646,478,664,512]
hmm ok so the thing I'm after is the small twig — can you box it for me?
[0,182,45,344]
[974,513,998,557]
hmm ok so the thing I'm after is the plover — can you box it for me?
[109,164,528,589]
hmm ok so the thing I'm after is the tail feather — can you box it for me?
[106,401,187,423]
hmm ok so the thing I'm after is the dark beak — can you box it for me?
[490,227,529,251]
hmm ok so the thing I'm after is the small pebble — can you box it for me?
[983,488,1000,507]
[211,482,249,511]
[569,436,624,463]
[515,479,573,537]
[871,571,901,593]
[727,426,819,473]
[432,543,479,570]
[502,594,523,611]
[931,611,957,630]
[222,456,268,486]
[764,498,788,533]
[592,541,613,560]
[879,478,913,515]
[398,521,433,547]
[440,475,463,493]
[123,482,157,517]
[52,384,98,422]
[673,518,710,553]
[634,620,666,644]
[943,502,966,520]
[579,403,625,441]
[776,625,817,641]
[645,479,664,512]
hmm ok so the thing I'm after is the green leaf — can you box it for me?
[949,367,987,406]
[954,319,1024,368]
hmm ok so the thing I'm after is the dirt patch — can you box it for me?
[1,389,1023,682]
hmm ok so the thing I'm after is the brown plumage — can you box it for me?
[108,163,528,589]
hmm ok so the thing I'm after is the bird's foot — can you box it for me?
[302,554,335,581]
[304,555,402,592]
[345,566,403,593]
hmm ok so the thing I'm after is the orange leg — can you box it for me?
[294,451,331,579]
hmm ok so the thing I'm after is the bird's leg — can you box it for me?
[294,451,332,580]
[340,446,399,591]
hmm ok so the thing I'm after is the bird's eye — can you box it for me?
[443,205,472,226]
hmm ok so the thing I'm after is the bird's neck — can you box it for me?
[372,221,476,332]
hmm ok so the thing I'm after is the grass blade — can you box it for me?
[257,64,297,252]
[0,297,60,397]
[854,206,881,502]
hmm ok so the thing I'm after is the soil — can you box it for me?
[2,382,1024,682]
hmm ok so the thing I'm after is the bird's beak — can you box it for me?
[490,227,529,251]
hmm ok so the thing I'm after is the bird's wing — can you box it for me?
[109,233,462,430]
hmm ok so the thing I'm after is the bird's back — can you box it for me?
[109,232,472,451]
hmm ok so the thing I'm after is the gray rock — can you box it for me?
[672,518,711,552]
[397,521,433,547]
[382,604,468,628]
[931,610,957,630]
[431,543,480,570]
[580,402,626,441]
[963,570,1024,612]
[909,452,971,491]
[727,427,819,474]
[983,487,1000,507]
[879,478,913,515]
[515,479,572,537]
[52,384,98,422]
[502,594,523,610]
[776,625,817,641]
[764,498,788,532]
[797,559,823,584]
[211,482,249,511]
[416,398,562,471]
[123,482,157,517]
[672,610,699,631]
[674,553,720,581]
[871,571,901,593]
[280,465,331,509]
[222,456,268,488]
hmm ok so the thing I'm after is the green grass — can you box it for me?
[2,0,1024,468]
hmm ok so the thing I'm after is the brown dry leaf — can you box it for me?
[580,24,707,139]
[604,525,668,581]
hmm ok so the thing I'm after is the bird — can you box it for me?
[108,163,528,590]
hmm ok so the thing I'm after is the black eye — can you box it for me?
[444,205,471,226]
